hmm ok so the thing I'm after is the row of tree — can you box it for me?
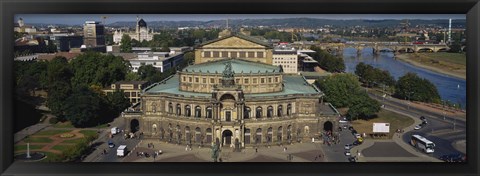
[354,62,441,104]
[14,52,132,127]
[309,46,345,73]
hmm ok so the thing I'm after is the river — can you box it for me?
[341,48,467,109]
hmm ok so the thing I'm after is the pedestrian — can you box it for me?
[152,144,155,148]
[255,148,258,153]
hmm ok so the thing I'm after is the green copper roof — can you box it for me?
[182,58,282,74]
[144,74,322,98]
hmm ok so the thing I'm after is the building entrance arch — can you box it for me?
[130,119,140,133]
[324,121,333,132]
[222,130,233,146]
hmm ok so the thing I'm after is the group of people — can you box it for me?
[147,143,155,148]
[322,131,339,146]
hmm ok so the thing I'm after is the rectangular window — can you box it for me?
[253,78,257,84]
[189,77,192,82]
[203,78,206,83]
[239,52,246,58]
[222,51,229,57]
[210,78,215,83]
[231,52,237,58]
[213,51,220,57]
[244,78,249,84]
[183,76,186,82]
[132,92,137,97]
[195,77,199,83]
[236,78,240,83]
[204,51,211,58]
[261,78,265,84]
[275,77,279,82]
[268,77,272,83]
[248,52,255,58]
[257,52,264,58]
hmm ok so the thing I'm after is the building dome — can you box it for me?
[138,19,147,27]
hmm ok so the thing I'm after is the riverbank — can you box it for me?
[395,53,466,80]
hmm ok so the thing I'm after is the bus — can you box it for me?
[410,135,435,153]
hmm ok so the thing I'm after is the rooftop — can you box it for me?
[197,33,272,48]
[144,74,322,98]
[182,58,281,74]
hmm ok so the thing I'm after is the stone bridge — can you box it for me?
[318,42,450,54]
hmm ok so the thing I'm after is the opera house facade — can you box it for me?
[124,34,339,149]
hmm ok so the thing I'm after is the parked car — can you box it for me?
[348,126,354,131]
[422,120,428,125]
[108,141,115,148]
[353,140,361,146]
[420,116,426,121]
[351,130,358,135]
[344,144,353,150]
[414,125,422,130]
[345,150,351,156]
[355,133,361,139]
[339,119,348,123]
[348,156,356,162]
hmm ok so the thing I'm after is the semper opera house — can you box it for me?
[123,32,340,149]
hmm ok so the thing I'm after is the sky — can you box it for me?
[14,14,466,25]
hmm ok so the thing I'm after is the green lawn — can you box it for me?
[350,109,415,139]
[61,138,86,144]
[415,52,466,66]
[24,137,53,143]
[14,144,44,151]
[51,145,73,153]
[79,130,98,138]
[40,151,63,162]
[35,129,72,136]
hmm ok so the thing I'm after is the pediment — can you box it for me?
[203,36,267,49]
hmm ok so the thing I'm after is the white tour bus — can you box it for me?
[410,134,435,153]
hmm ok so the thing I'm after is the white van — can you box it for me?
[111,127,120,135]
[117,145,127,157]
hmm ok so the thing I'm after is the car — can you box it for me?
[414,125,422,130]
[355,133,361,139]
[344,150,351,156]
[348,156,356,162]
[422,120,428,125]
[348,126,354,131]
[108,141,115,148]
[351,130,358,135]
[353,140,360,146]
[420,116,426,121]
[344,144,353,150]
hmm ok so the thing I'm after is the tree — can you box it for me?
[120,34,132,53]
[45,57,73,120]
[355,62,395,87]
[184,52,195,64]
[448,42,462,53]
[107,90,131,112]
[64,86,104,127]
[394,72,441,103]
[310,46,345,73]
[347,91,381,120]
[315,73,362,108]
[137,64,158,81]
[125,71,141,81]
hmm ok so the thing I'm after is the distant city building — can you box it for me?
[128,52,184,73]
[113,17,159,44]
[103,81,150,104]
[14,18,37,33]
[57,36,84,52]
[272,44,298,74]
[83,21,105,48]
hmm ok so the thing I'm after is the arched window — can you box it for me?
[287,104,292,116]
[206,106,212,118]
[267,106,273,118]
[277,105,283,117]
[195,106,201,118]
[185,105,191,117]
[168,102,173,113]
[255,128,262,144]
[176,104,181,116]
[244,107,251,119]
[256,106,263,119]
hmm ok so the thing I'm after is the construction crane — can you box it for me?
[400,19,410,44]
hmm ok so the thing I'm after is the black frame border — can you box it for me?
[1,0,479,175]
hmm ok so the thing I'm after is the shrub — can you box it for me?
[49,118,59,124]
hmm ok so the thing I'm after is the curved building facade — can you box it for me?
[124,58,339,148]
